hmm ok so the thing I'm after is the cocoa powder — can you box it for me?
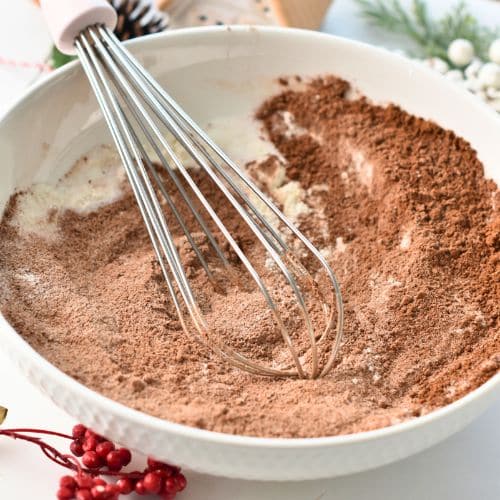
[0,76,499,438]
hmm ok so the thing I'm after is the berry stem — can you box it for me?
[0,429,150,480]
[4,428,73,439]
[0,430,76,471]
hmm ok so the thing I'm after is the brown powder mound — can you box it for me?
[0,76,499,438]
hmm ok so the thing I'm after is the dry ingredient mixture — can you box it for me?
[0,76,499,438]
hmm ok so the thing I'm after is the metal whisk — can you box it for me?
[41,0,343,379]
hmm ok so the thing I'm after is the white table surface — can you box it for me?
[0,0,499,498]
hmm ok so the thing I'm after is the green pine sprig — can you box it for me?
[356,0,500,65]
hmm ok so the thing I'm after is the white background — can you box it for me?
[0,0,499,498]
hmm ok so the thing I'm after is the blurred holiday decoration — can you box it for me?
[356,0,500,112]
[157,0,333,29]
[46,0,332,68]
[356,0,499,63]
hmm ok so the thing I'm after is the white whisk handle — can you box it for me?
[40,0,117,55]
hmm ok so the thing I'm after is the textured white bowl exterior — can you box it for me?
[0,27,499,481]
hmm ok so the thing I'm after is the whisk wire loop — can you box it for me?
[74,25,344,379]
[87,26,311,377]
[77,33,293,378]
[93,26,317,378]
[99,24,344,369]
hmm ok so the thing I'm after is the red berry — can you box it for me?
[72,424,87,439]
[116,478,133,494]
[175,473,187,492]
[75,490,92,500]
[56,486,74,499]
[147,457,167,470]
[116,448,132,466]
[143,472,162,493]
[75,474,94,489]
[82,450,103,469]
[134,480,147,495]
[164,477,178,494]
[92,478,106,487]
[84,430,103,443]
[96,441,115,458]
[59,476,77,490]
[105,484,120,494]
[105,450,123,471]
[83,436,99,452]
[84,429,96,440]
[70,441,84,457]
[154,469,173,479]
[90,484,107,499]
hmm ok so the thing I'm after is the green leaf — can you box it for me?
[49,46,77,69]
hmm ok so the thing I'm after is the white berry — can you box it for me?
[464,59,483,79]
[489,39,500,64]
[478,62,500,89]
[448,39,475,67]
[463,77,482,92]
[486,86,500,99]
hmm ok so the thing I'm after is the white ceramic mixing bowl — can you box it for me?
[0,26,499,481]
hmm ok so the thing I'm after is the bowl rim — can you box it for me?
[1,24,499,449]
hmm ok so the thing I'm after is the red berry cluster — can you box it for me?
[57,473,121,500]
[57,424,186,500]
[70,425,132,472]
[135,458,187,498]
[0,421,187,500]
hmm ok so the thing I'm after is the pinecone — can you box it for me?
[109,0,168,41]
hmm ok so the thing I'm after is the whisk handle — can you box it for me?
[40,0,117,56]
